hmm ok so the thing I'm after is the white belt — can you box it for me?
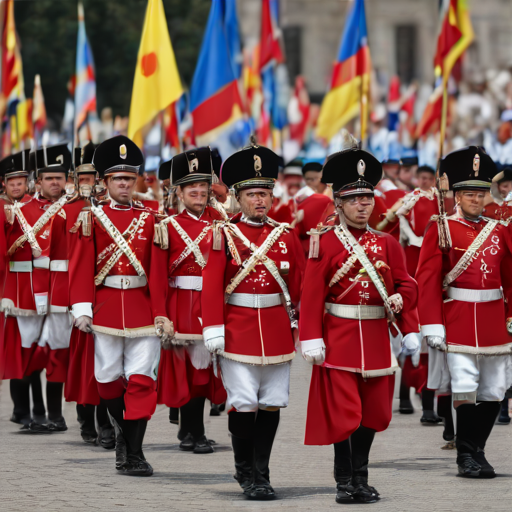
[169,276,203,291]
[228,293,283,309]
[9,261,32,273]
[325,303,386,320]
[446,287,503,303]
[50,260,69,272]
[33,257,50,269]
[103,275,147,289]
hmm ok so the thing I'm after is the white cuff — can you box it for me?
[301,338,325,351]
[71,302,93,320]
[203,325,225,342]
[421,324,445,338]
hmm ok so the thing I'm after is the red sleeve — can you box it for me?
[201,235,228,329]
[415,222,445,328]
[387,235,418,313]
[0,206,6,294]
[287,230,305,306]
[149,227,169,319]
[298,235,332,342]
[500,226,512,320]
[69,221,95,307]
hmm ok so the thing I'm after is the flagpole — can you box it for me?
[438,84,448,159]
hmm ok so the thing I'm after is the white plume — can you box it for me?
[340,129,359,151]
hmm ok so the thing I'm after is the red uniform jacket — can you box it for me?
[294,189,333,255]
[416,216,512,354]
[268,198,294,224]
[484,201,512,222]
[299,226,418,377]
[202,218,305,365]
[69,201,160,337]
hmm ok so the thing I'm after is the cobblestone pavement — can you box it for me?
[1,357,512,512]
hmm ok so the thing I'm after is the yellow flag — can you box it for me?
[128,0,183,147]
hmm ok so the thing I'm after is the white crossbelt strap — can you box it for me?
[91,205,148,285]
[446,286,502,303]
[228,292,283,309]
[443,219,499,288]
[334,219,395,322]
[325,303,386,320]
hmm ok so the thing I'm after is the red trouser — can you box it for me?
[305,366,395,445]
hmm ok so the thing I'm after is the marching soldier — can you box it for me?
[299,144,420,503]
[201,143,305,500]
[484,164,512,221]
[0,150,46,425]
[152,147,226,454]
[64,142,114,448]
[1,144,73,432]
[69,135,166,476]
[294,161,333,255]
[416,146,512,478]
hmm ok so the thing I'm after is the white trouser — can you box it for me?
[17,313,73,350]
[94,333,161,383]
[447,352,509,403]
[220,357,291,412]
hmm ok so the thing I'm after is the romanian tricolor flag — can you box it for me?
[316,0,371,142]
[74,2,97,140]
[190,0,244,145]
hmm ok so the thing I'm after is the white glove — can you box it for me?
[425,335,446,351]
[507,318,512,335]
[401,332,421,367]
[388,293,403,313]
[301,338,326,365]
[203,325,225,354]
[75,315,92,333]
[154,316,175,349]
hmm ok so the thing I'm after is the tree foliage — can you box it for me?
[15,0,210,127]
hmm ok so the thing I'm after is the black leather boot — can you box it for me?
[96,400,115,449]
[10,378,31,426]
[29,371,46,422]
[350,426,379,503]
[497,398,511,425]
[334,439,353,503]
[246,410,279,500]
[77,404,98,443]
[122,419,153,476]
[420,389,442,424]
[229,411,256,491]
[399,379,414,414]
[104,396,128,471]
[46,382,67,431]
[471,401,500,478]
[456,404,482,477]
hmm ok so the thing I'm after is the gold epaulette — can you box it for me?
[4,204,14,224]
[212,219,228,251]
[153,215,175,249]
[69,207,92,236]
[307,223,334,259]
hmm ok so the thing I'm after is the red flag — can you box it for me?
[288,76,310,148]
